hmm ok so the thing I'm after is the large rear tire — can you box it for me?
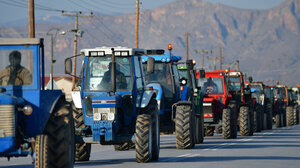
[195,116,204,144]
[175,105,195,149]
[281,109,287,127]
[253,105,262,132]
[72,105,91,161]
[35,101,75,168]
[239,106,253,136]
[275,112,282,128]
[265,103,273,129]
[286,106,295,126]
[205,126,214,136]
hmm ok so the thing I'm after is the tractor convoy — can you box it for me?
[0,39,299,167]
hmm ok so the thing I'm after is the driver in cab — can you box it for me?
[0,50,32,86]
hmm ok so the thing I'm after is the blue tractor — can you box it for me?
[141,46,197,149]
[0,38,74,167]
[65,47,160,163]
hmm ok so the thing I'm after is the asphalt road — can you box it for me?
[1,125,300,168]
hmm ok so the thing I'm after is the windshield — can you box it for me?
[264,87,271,98]
[277,88,286,99]
[143,62,173,98]
[0,49,33,86]
[250,84,262,92]
[85,56,132,91]
[178,69,193,87]
[228,76,241,91]
[198,77,224,94]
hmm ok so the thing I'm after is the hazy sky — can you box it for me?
[0,0,285,25]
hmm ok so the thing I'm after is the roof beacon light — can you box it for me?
[168,43,172,51]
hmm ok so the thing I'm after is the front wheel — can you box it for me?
[35,101,75,168]
[136,114,152,163]
[175,105,195,149]
[239,106,253,136]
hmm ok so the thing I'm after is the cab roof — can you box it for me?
[80,46,145,56]
[141,52,181,63]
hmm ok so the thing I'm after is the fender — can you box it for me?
[40,90,65,133]
[172,100,193,119]
[71,90,82,108]
[141,89,156,108]
[146,83,164,114]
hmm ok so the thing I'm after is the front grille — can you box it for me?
[0,105,15,137]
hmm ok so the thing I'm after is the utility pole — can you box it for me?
[219,45,222,70]
[28,0,35,73]
[236,60,240,71]
[135,0,140,48]
[185,32,189,60]
[214,57,217,70]
[62,12,93,90]
[28,0,35,38]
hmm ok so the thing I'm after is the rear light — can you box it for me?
[204,113,214,118]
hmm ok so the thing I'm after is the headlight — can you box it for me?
[23,105,33,116]
[93,108,116,121]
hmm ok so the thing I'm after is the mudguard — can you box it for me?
[141,89,156,108]
[71,90,82,108]
[146,83,163,114]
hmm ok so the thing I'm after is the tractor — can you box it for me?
[141,45,197,149]
[0,38,74,168]
[177,60,205,144]
[65,47,160,163]
[249,82,273,130]
[273,86,286,128]
[198,70,237,139]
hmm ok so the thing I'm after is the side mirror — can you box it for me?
[65,58,72,74]
[147,57,155,74]
[199,69,205,78]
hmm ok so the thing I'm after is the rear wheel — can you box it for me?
[265,103,273,129]
[253,105,262,132]
[175,105,195,149]
[281,109,287,127]
[114,142,133,151]
[195,116,204,144]
[286,106,295,126]
[215,125,222,134]
[205,126,214,136]
[35,101,74,168]
[72,105,91,161]
[239,106,252,136]
[275,112,282,128]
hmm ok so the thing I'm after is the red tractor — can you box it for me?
[198,70,237,139]
[222,70,254,137]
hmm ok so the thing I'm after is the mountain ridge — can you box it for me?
[0,0,300,85]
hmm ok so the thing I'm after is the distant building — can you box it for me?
[43,76,76,101]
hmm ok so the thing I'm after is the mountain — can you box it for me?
[0,0,300,85]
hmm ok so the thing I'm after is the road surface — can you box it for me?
[1,125,300,168]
